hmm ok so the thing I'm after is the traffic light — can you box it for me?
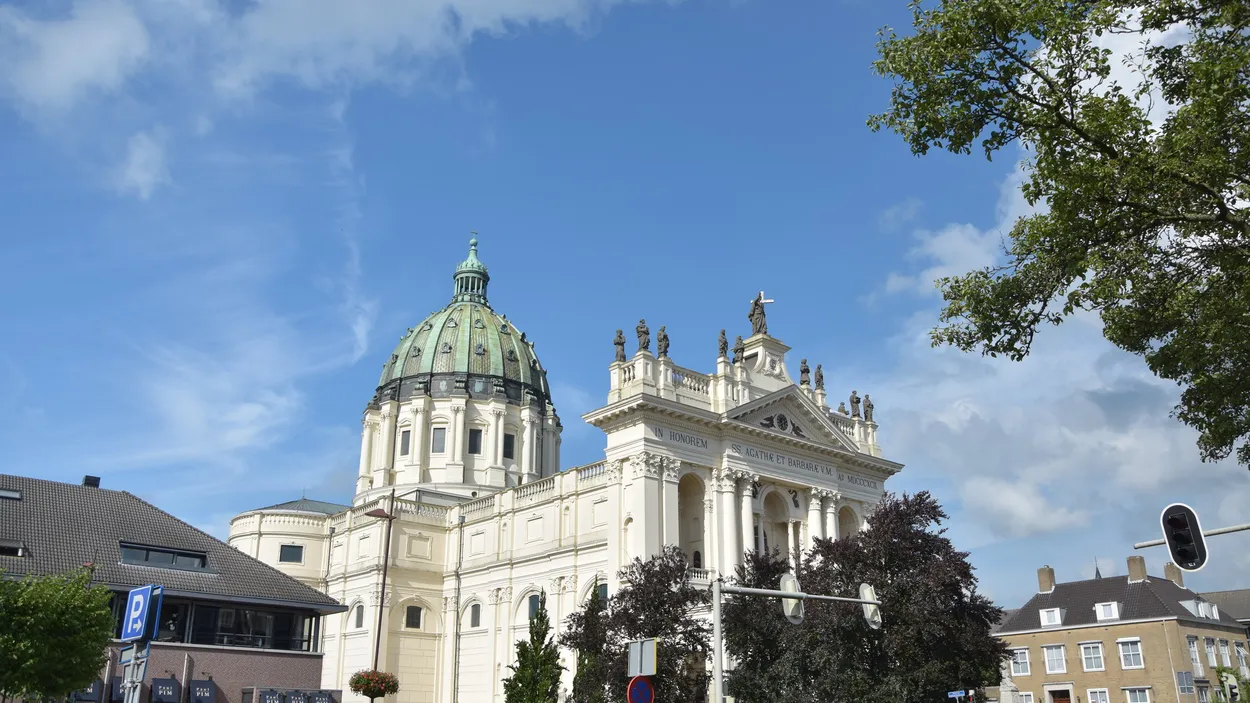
[1161,503,1208,572]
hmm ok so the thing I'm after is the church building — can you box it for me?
[227,240,903,703]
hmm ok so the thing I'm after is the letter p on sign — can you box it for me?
[121,585,154,641]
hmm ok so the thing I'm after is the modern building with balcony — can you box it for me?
[228,240,902,703]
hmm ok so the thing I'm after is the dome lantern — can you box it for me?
[452,236,490,304]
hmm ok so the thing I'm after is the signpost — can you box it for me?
[119,585,163,703]
[626,676,654,703]
[627,639,657,677]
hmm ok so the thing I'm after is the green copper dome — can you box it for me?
[372,240,552,409]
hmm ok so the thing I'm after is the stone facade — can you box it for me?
[228,244,903,703]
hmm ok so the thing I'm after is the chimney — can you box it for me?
[1165,562,1185,588]
[1038,565,1056,593]
[82,476,101,488]
[1127,555,1148,583]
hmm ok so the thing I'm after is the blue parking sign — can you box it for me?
[121,585,162,642]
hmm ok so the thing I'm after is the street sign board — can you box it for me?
[948,692,963,698]
[121,585,163,642]
[780,573,804,625]
[627,639,657,677]
[860,583,882,630]
[627,677,654,703]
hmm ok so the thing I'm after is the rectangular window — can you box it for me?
[1095,602,1119,620]
[503,433,515,460]
[470,603,481,628]
[279,544,304,563]
[528,594,541,619]
[1220,639,1231,667]
[1126,690,1150,703]
[1190,637,1205,676]
[1207,638,1218,667]
[0,488,20,500]
[1178,671,1195,695]
[597,583,609,604]
[1197,687,1210,703]
[1118,639,1144,669]
[354,605,364,628]
[119,543,207,570]
[405,606,422,630]
[468,429,483,455]
[399,429,411,456]
[1087,690,1109,703]
[1020,695,1033,703]
[431,427,447,454]
[1010,648,1031,676]
[1040,608,1061,626]
[1236,641,1249,676]
[188,603,312,651]
[0,541,23,557]
[1081,642,1104,671]
[1043,644,1066,674]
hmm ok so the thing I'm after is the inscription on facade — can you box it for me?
[728,442,879,490]
[649,426,710,449]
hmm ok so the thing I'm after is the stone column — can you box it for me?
[356,418,376,493]
[521,413,536,483]
[379,405,396,485]
[824,492,841,541]
[806,488,823,550]
[703,497,716,572]
[451,406,464,463]
[661,458,680,549]
[407,405,424,468]
[716,468,740,576]
[737,474,755,558]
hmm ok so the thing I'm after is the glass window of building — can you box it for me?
[503,433,515,460]
[355,605,364,628]
[399,429,411,456]
[405,606,422,629]
[431,427,447,454]
[279,544,303,563]
[1080,642,1104,671]
[470,604,481,628]
[468,429,483,455]
[528,594,541,619]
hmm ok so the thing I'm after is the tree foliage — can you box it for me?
[561,546,711,703]
[348,670,400,703]
[871,0,1250,467]
[0,569,115,701]
[503,591,564,703]
[723,493,1007,702]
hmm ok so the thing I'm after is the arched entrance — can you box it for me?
[761,490,790,558]
[677,473,705,567]
[838,505,860,538]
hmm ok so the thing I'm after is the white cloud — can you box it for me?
[884,223,1001,296]
[115,128,170,199]
[0,0,150,113]
[878,196,922,232]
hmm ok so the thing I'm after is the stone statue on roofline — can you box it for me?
[799,358,810,385]
[636,319,650,352]
[748,291,769,336]
[732,335,744,364]
[864,394,874,422]
[718,329,728,358]
[657,326,670,358]
[815,364,824,390]
[849,390,861,419]
[614,329,626,362]
[837,401,848,415]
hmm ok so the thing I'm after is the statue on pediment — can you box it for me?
[799,358,810,385]
[636,319,650,352]
[613,329,626,362]
[864,394,874,422]
[815,364,824,390]
[849,390,861,419]
[748,292,769,336]
[657,326,670,358]
[718,329,728,358]
[732,335,744,364]
[837,401,849,415]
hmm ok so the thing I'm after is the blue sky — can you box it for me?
[1,0,1247,608]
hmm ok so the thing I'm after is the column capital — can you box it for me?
[491,408,505,418]
[730,469,758,487]
[662,457,681,482]
[451,405,464,415]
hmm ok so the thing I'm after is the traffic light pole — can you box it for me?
[1134,522,1250,549]
[710,579,882,703]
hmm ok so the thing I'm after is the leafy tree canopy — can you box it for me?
[0,569,115,701]
[503,591,564,703]
[561,546,711,703]
[348,670,400,703]
[871,0,1250,466]
[723,493,1007,702]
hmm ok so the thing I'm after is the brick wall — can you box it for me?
[102,642,335,703]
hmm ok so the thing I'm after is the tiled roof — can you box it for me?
[992,609,1019,634]
[256,498,350,515]
[1201,589,1250,622]
[998,574,1243,634]
[0,474,341,612]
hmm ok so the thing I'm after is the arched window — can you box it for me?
[354,605,364,629]
[405,606,422,629]
[597,583,608,603]
[528,594,541,619]
[470,603,481,628]
[692,551,702,569]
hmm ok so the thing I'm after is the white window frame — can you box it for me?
[1043,644,1066,674]
[1197,686,1210,703]
[1020,695,1034,703]
[1010,647,1031,676]
[1189,636,1205,677]
[1207,638,1218,667]
[1124,688,1151,703]
[1117,638,1145,670]
[1220,639,1232,667]
[1177,671,1195,695]
[1087,689,1110,703]
[1080,642,1105,672]
[1235,641,1249,677]
[431,426,448,454]
[1095,602,1119,621]
[1040,608,1062,627]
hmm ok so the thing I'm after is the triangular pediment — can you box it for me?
[727,387,858,453]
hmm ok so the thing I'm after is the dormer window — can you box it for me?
[0,488,20,500]
[1040,608,1062,627]
[0,539,25,557]
[119,543,208,571]
[1095,602,1120,621]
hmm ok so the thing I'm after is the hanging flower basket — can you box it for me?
[349,670,400,702]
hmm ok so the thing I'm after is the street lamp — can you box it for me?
[363,487,423,671]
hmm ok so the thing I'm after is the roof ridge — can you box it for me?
[117,491,337,606]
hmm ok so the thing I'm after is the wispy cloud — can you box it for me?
[115,127,170,199]
[878,196,921,232]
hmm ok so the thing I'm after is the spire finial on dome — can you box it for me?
[452,233,490,304]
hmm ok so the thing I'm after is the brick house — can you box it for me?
[0,474,346,703]
[994,556,1249,703]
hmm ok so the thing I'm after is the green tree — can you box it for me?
[870,0,1250,467]
[348,670,399,703]
[560,581,609,703]
[503,591,564,703]
[723,493,1007,703]
[0,569,115,701]
[561,546,711,703]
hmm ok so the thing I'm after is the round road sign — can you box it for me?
[627,676,654,703]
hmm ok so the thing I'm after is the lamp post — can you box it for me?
[363,487,422,671]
